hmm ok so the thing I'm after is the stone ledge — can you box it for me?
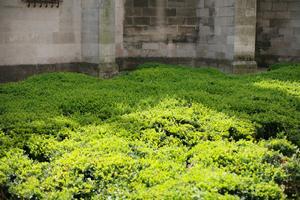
[99,63,119,78]
[232,60,258,74]
[0,59,264,83]
[117,57,234,73]
[0,63,99,83]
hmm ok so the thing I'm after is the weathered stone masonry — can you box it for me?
[123,0,198,54]
[196,0,236,72]
[121,0,260,73]
[0,0,299,82]
[256,0,300,66]
[120,0,199,69]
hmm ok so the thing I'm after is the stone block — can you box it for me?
[176,8,197,17]
[197,8,209,17]
[272,2,288,11]
[166,8,176,17]
[216,7,234,17]
[294,27,300,35]
[142,42,159,50]
[259,2,272,11]
[290,19,300,27]
[288,2,300,11]
[168,0,185,8]
[134,17,150,25]
[197,0,204,8]
[125,0,133,8]
[133,0,148,7]
[143,8,156,16]
[223,0,234,7]
[124,17,134,25]
[232,60,257,74]
[53,32,75,44]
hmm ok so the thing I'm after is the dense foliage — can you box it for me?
[0,63,299,199]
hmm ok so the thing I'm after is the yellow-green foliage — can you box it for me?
[0,63,299,199]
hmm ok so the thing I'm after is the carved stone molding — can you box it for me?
[22,0,63,8]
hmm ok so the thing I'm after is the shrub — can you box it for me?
[0,63,299,199]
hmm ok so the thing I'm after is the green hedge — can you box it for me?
[0,63,299,199]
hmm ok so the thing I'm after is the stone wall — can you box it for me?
[0,0,299,82]
[116,0,125,58]
[123,0,199,61]
[0,0,82,66]
[121,0,239,71]
[196,0,235,63]
[82,0,99,64]
[256,0,300,66]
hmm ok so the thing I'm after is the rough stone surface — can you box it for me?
[82,0,99,64]
[123,0,199,58]
[256,0,300,66]
[197,0,235,61]
[98,0,119,77]
[232,0,257,72]
[0,0,118,80]
[0,0,82,65]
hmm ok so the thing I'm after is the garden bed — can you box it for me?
[0,63,299,199]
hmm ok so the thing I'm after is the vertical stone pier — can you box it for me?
[232,0,258,73]
[99,0,118,78]
[155,0,166,41]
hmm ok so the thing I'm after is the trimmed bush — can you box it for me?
[0,63,299,199]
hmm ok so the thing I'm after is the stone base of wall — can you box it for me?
[0,58,263,83]
[0,63,99,83]
[99,63,119,78]
[117,57,196,71]
[232,61,258,74]
[117,57,237,74]
[256,55,300,68]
